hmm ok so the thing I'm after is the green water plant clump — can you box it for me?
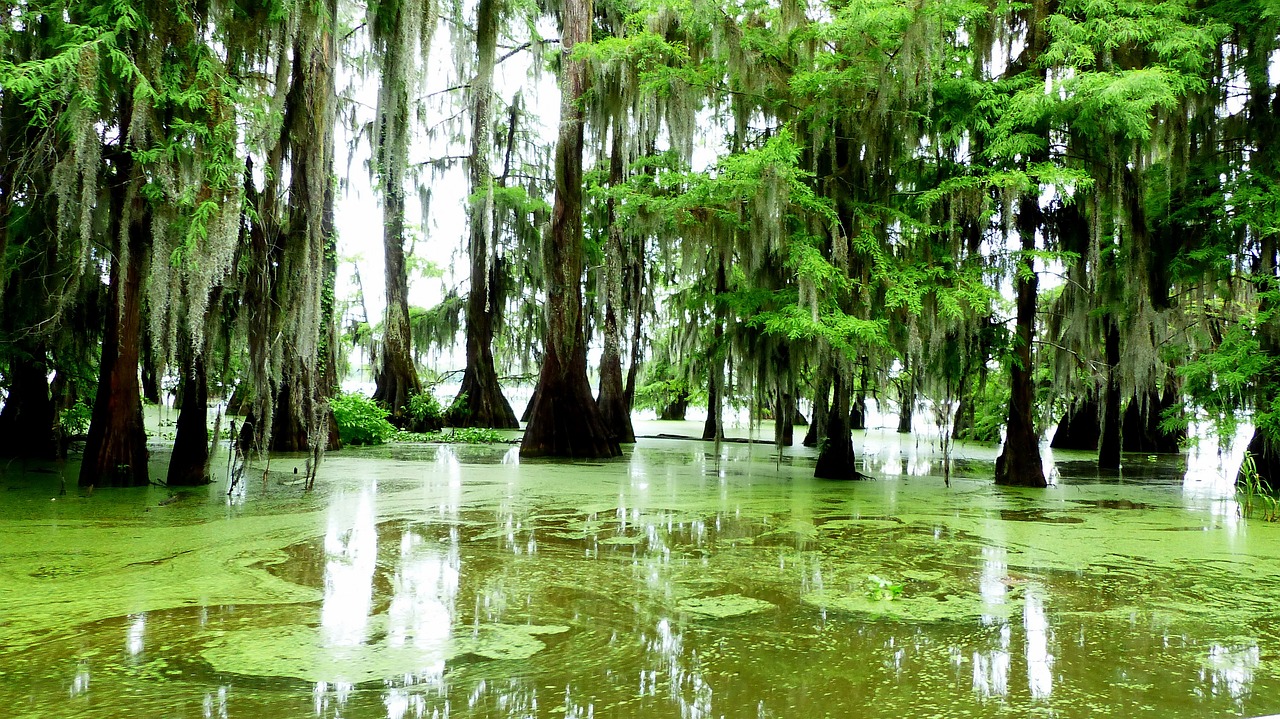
[332,393,397,446]
[392,427,509,444]
[1238,452,1280,522]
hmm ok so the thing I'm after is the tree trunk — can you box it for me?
[803,373,830,447]
[521,386,538,423]
[1243,429,1280,492]
[596,128,635,443]
[371,11,422,423]
[815,372,857,479]
[1098,319,1122,469]
[850,364,867,431]
[1121,383,1184,453]
[1050,396,1101,450]
[0,348,57,459]
[270,360,318,452]
[622,265,645,411]
[319,137,342,450]
[80,187,149,488]
[167,354,211,486]
[952,392,972,440]
[995,194,1046,488]
[520,0,619,459]
[774,391,794,447]
[658,391,690,421]
[896,377,914,434]
[140,335,161,405]
[701,373,721,441]
[452,0,519,430]
[702,264,727,442]
[373,186,421,421]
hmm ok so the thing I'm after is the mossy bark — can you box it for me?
[371,1,422,424]
[520,0,619,459]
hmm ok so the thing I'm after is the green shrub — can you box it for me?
[59,402,92,436]
[408,391,443,424]
[405,390,445,432]
[332,392,396,445]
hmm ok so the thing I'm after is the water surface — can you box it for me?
[2,426,1278,718]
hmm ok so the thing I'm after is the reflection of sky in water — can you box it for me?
[972,624,1011,700]
[1024,589,1053,700]
[1202,643,1260,702]
[202,686,228,719]
[979,545,1007,625]
[321,487,377,647]
[386,529,458,660]
[126,612,146,657]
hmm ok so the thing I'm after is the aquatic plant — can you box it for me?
[393,427,508,444]
[1237,452,1280,522]
[865,575,904,602]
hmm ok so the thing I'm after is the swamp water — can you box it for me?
[2,425,1280,718]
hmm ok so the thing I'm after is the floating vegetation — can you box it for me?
[677,594,776,618]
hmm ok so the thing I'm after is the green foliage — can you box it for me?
[332,393,397,446]
[59,402,92,436]
[1178,291,1280,445]
[408,390,444,426]
[960,372,1011,445]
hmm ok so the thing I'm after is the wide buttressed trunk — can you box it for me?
[80,193,149,488]
[1050,396,1101,450]
[519,0,619,459]
[995,195,1047,488]
[167,354,211,486]
[815,371,858,479]
[373,184,422,421]
[774,391,795,447]
[452,0,518,430]
[0,349,57,459]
